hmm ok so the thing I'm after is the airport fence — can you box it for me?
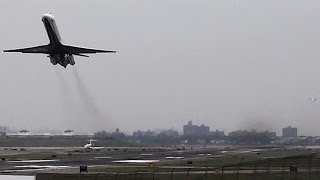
[36,153,320,180]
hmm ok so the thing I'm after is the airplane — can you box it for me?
[83,139,103,150]
[3,13,116,68]
[309,98,317,102]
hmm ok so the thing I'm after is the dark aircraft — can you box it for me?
[3,13,116,68]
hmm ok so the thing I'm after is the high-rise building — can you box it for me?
[282,126,297,137]
[0,126,7,137]
[0,126,7,133]
[210,130,225,136]
[159,129,179,137]
[183,121,210,136]
[132,130,156,137]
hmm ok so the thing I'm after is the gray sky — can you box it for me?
[0,0,320,135]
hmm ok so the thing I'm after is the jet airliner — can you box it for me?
[83,139,103,150]
[3,13,116,68]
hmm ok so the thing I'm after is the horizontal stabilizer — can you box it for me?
[62,45,116,54]
[3,44,50,54]
[74,54,89,57]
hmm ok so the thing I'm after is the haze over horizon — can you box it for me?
[0,0,320,136]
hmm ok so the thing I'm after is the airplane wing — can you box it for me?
[3,44,50,54]
[62,45,116,54]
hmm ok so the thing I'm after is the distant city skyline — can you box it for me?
[0,122,303,137]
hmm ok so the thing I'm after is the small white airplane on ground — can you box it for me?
[83,139,103,150]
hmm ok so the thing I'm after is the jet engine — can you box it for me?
[50,56,57,65]
[66,54,75,65]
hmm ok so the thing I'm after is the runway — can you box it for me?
[0,146,229,175]
[0,145,317,176]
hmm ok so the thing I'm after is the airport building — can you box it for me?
[282,126,297,137]
[19,129,30,135]
[183,121,210,136]
[64,130,74,136]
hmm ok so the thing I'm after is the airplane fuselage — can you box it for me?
[84,143,92,149]
[42,13,75,67]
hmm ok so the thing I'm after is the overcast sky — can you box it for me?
[0,0,320,135]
